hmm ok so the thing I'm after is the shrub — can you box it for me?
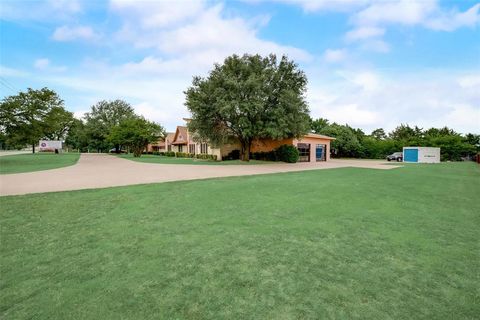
[275,144,299,163]
[174,152,196,158]
[165,151,175,157]
[251,150,277,161]
[195,154,217,161]
[224,149,240,160]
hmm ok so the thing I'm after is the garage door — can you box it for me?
[404,149,418,162]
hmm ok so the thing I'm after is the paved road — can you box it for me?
[0,154,400,196]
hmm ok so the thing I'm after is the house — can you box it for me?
[147,120,335,162]
[147,123,222,159]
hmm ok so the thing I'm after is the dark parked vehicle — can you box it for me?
[387,152,403,162]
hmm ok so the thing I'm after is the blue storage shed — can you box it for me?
[403,147,440,163]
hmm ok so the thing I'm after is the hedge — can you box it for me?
[251,144,299,163]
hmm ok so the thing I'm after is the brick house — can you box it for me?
[147,120,334,162]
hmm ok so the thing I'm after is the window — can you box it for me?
[167,145,171,152]
[297,143,310,162]
[178,145,183,153]
[200,143,208,154]
[189,144,196,154]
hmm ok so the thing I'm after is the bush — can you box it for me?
[174,152,197,158]
[251,145,298,163]
[165,151,175,157]
[251,150,277,161]
[195,154,217,161]
[224,149,240,160]
[275,144,299,163]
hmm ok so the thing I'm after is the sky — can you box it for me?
[0,0,479,134]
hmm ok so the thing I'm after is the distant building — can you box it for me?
[403,147,440,163]
[39,140,63,152]
[147,119,335,162]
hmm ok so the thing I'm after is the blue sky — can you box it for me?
[1,0,479,133]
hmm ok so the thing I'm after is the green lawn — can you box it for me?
[0,153,80,174]
[1,163,479,319]
[118,153,270,165]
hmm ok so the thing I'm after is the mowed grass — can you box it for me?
[0,153,80,174]
[1,163,479,319]
[118,153,270,165]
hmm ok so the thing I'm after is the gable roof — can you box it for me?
[165,132,175,142]
[172,126,188,145]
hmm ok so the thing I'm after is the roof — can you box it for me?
[172,126,188,145]
[165,132,175,142]
[304,133,336,140]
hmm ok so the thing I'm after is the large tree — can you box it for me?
[0,88,71,153]
[65,119,89,152]
[185,54,310,161]
[84,99,135,152]
[108,116,165,157]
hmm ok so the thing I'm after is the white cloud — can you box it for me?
[345,26,385,41]
[0,0,82,21]
[323,49,348,63]
[112,2,311,65]
[353,0,436,27]
[425,3,480,31]
[52,25,99,42]
[316,103,380,126]
[458,74,480,88]
[0,65,29,78]
[47,0,81,14]
[110,0,205,28]
[309,69,480,134]
[34,58,50,70]
[271,0,480,53]
[34,58,67,72]
[359,39,390,53]
[263,0,370,13]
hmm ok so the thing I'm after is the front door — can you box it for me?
[297,143,310,162]
[316,144,326,161]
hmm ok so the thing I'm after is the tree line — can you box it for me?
[0,88,164,157]
[310,118,479,161]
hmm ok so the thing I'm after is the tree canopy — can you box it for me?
[185,54,310,161]
[83,99,136,152]
[108,116,165,157]
[0,88,74,152]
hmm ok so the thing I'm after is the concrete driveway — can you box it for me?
[0,153,400,196]
[0,150,31,157]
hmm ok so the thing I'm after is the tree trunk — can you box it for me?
[240,140,251,161]
[32,143,35,154]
